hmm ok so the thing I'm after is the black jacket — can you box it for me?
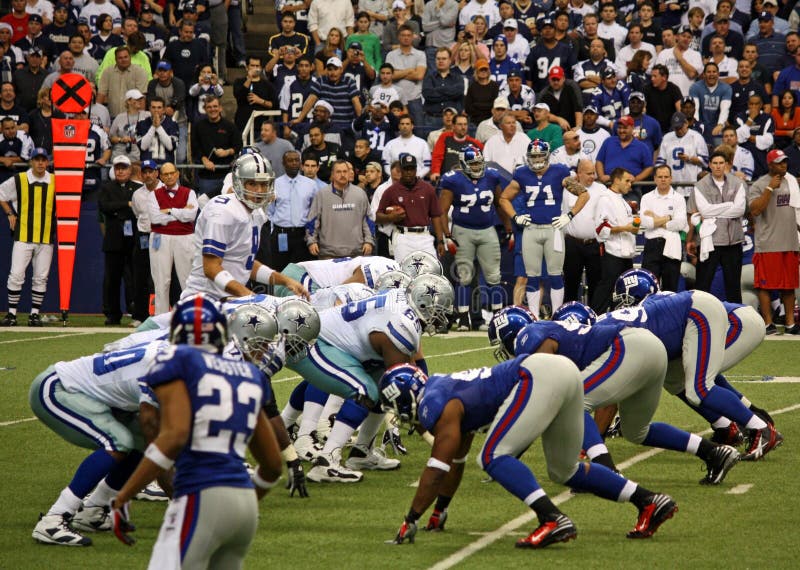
[98,180,139,252]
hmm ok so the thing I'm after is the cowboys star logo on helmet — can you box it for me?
[232,153,276,210]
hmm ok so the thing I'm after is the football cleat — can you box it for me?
[135,481,169,502]
[742,423,784,461]
[307,448,363,483]
[71,505,111,532]
[382,426,408,455]
[749,405,774,426]
[345,445,400,471]
[294,432,323,462]
[711,422,744,447]
[701,445,740,485]
[456,312,470,332]
[516,514,577,549]
[627,494,677,538]
[32,513,92,546]
[0,313,17,326]
[28,313,43,327]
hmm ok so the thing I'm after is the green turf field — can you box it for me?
[0,331,798,569]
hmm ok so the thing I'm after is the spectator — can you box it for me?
[190,95,241,197]
[772,90,800,148]
[627,91,663,155]
[368,62,403,107]
[500,17,529,62]
[350,137,382,182]
[656,111,709,196]
[370,159,399,257]
[136,96,179,164]
[734,93,774,179]
[162,22,211,91]
[730,59,769,120]
[138,5,168,62]
[347,12,383,70]
[624,49,653,95]
[526,17,575,92]
[187,63,224,122]
[780,32,800,69]
[576,105,610,162]
[385,25,426,127]
[590,167,638,313]
[295,56,361,137]
[96,30,152,85]
[254,121,294,177]
[422,46,464,128]
[721,125,755,183]
[746,0,790,39]
[476,95,520,143]
[488,35,521,88]
[596,115,654,199]
[313,26,345,76]
[431,113,482,184]
[459,0,501,29]
[0,29,20,81]
[421,0,458,70]
[109,89,148,162]
[653,25,703,96]
[772,48,800,110]
[498,69,534,127]
[538,66,583,130]
[0,82,29,132]
[426,105,456,150]
[381,114,430,178]
[688,62,732,146]
[96,46,149,117]
[129,159,158,327]
[639,164,689,292]
[277,0,312,37]
[706,35,739,85]
[0,147,53,327]
[747,149,799,335]
[376,153,444,260]
[233,55,276,134]
[0,116,31,183]
[342,41,375,95]
[643,63,684,134]
[146,161,197,315]
[147,60,187,164]
[383,1,421,52]
[308,0,354,47]
[464,58,498,125]
[78,107,110,201]
[80,0,122,35]
[749,11,786,72]
[269,11,310,61]
[549,129,585,170]
[701,14,744,60]
[686,150,746,304]
[597,3,627,53]
[451,40,477,79]
[13,48,46,112]
[302,153,326,191]
[360,0,390,38]
[742,42,772,92]
[615,25,656,79]
[590,67,631,128]
[352,98,398,154]
[484,111,531,174]
[359,158,383,200]
[297,100,342,149]
[306,159,373,259]
[88,14,122,62]
[41,3,75,57]
[98,155,138,326]
[575,12,615,61]
[27,87,62,152]
[1,0,29,45]
[781,127,800,176]
[574,37,616,104]
[301,124,344,183]
[526,102,563,150]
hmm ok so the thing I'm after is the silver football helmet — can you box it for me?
[400,251,443,278]
[228,303,280,372]
[406,273,454,335]
[232,153,276,210]
[375,270,413,292]
[275,298,320,363]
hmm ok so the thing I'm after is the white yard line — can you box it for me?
[726,484,753,495]
[428,402,800,570]
[0,417,36,427]
[0,331,97,345]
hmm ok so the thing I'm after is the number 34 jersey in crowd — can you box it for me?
[145,344,272,498]
[318,289,421,362]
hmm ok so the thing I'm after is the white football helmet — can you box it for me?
[375,270,413,292]
[406,273,454,335]
[227,303,280,372]
[232,153,276,210]
[400,251,443,278]
[275,298,320,363]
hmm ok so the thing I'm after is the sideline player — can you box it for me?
[382,355,678,548]
[498,139,589,317]
[109,295,283,567]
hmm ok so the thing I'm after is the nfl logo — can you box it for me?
[64,125,75,138]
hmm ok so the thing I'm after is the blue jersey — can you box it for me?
[417,355,536,433]
[526,42,576,92]
[490,57,523,86]
[590,83,630,122]
[145,345,271,498]
[283,77,316,121]
[440,167,503,230]
[598,291,693,360]
[514,320,626,370]
[689,80,733,142]
[512,163,571,223]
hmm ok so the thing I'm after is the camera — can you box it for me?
[205,73,212,80]
[464,32,473,40]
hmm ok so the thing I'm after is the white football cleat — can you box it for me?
[294,433,323,462]
[307,448,363,483]
[135,481,169,502]
[71,505,111,532]
[32,513,92,546]
[345,445,400,471]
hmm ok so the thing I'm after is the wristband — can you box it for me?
[214,270,235,291]
[253,467,280,490]
[452,455,468,464]
[255,264,274,285]
[567,211,574,220]
[426,457,451,472]
[144,442,175,470]
[765,186,773,193]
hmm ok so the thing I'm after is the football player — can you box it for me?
[498,139,589,317]
[274,255,399,296]
[109,295,283,567]
[382,355,677,548]
[439,146,509,330]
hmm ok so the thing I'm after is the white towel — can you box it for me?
[691,212,716,262]
[786,175,800,208]
[663,231,682,260]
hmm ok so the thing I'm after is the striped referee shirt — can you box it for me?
[310,76,360,124]
[0,169,55,244]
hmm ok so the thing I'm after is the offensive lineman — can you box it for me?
[274,255,399,296]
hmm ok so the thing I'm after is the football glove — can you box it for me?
[444,235,459,256]
[551,213,573,230]
[386,519,418,545]
[110,498,136,546]
[514,214,532,228]
[286,458,309,498]
[425,508,448,531]
[383,426,408,455]
[501,231,515,252]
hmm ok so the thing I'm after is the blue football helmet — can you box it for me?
[378,363,428,424]
[612,268,659,308]
[552,301,597,326]
[487,306,536,362]
[170,294,228,353]
[526,139,550,171]
[459,145,485,179]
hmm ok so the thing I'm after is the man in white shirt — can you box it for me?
[654,25,703,96]
[597,3,628,53]
[640,164,689,292]
[370,159,400,258]
[381,114,431,178]
[722,126,755,183]
[129,160,159,326]
[483,112,529,174]
[656,111,709,196]
[615,25,656,77]
[549,129,585,171]
[576,105,610,161]
[307,0,354,44]
[458,0,501,28]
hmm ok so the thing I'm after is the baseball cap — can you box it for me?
[28,47,42,57]
[508,69,522,79]
[349,41,363,51]
[28,14,42,24]
[493,34,508,45]
[443,106,458,115]
[0,23,12,33]
[583,105,599,114]
[503,19,518,29]
[371,97,387,107]
[392,0,406,9]
[493,96,510,109]
[113,155,132,166]
[617,115,635,127]
[549,66,565,79]
[677,25,693,35]
[758,11,773,21]
[671,111,688,129]
[681,96,695,105]
[326,56,342,68]
[125,89,145,100]
[767,149,787,164]
[183,3,197,13]
[601,67,617,79]
[141,2,153,11]
[399,153,417,169]
[365,161,382,172]
[475,59,490,70]
[141,159,158,170]
[538,17,555,30]
[156,60,172,71]
[533,102,550,112]
[629,91,645,101]
[763,0,778,5]
[30,147,47,159]
[313,100,334,114]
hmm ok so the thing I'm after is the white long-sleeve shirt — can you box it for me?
[640,187,689,260]
[147,184,199,228]
[307,0,354,40]
[595,190,636,258]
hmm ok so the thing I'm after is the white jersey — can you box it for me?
[368,84,402,107]
[654,47,703,96]
[221,293,282,316]
[656,129,709,193]
[731,146,754,182]
[55,342,166,411]
[359,256,400,287]
[381,135,431,178]
[79,3,123,33]
[297,255,399,289]
[319,289,421,361]
[498,84,536,114]
[182,194,270,301]
[577,127,610,162]
[311,283,376,310]
[549,147,586,171]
